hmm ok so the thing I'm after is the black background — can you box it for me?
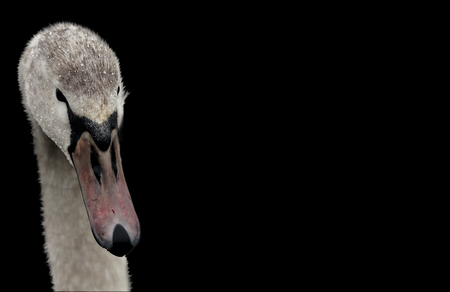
[1,9,260,290]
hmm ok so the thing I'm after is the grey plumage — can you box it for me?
[18,23,132,291]
[19,22,127,163]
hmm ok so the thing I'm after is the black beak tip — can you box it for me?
[108,224,135,257]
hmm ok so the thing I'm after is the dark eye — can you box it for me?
[117,86,120,95]
[56,88,67,103]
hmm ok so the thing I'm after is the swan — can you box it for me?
[18,22,140,291]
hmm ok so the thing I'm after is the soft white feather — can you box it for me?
[18,22,131,291]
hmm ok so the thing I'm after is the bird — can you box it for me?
[18,22,140,291]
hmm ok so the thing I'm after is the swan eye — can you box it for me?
[117,86,120,95]
[56,88,67,103]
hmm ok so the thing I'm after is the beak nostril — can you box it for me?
[90,148,101,184]
[111,144,118,179]
[88,139,118,184]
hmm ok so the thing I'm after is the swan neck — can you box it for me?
[34,126,130,291]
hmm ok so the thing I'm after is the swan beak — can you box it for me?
[71,130,140,257]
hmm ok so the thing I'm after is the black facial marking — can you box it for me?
[54,89,118,153]
[55,88,118,154]
[68,110,118,153]
[69,111,118,152]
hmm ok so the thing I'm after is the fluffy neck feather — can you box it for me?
[34,124,130,291]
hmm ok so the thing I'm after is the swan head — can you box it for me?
[19,23,140,257]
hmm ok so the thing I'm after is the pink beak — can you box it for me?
[71,129,140,256]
